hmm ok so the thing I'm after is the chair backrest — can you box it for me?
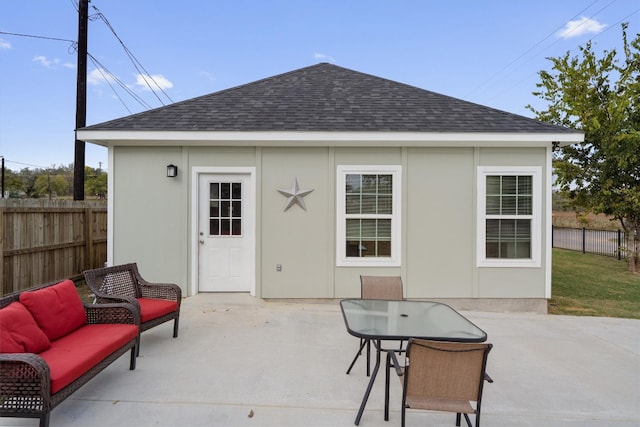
[404,339,492,403]
[360,275,403,300]
[84,264,140,298]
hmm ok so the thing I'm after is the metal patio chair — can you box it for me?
[389,338,493,427]
[346,275,404,376]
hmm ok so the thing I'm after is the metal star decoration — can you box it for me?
[277,177,314,211]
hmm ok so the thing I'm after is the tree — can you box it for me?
[529,24,640,272]
[85,166,107,198]
[34,173,70,198]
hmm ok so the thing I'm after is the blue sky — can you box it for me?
[1,0,638,172]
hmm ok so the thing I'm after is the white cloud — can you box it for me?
[87,68,115,85]
[314,52,336,63]
[134,74,173,91]
[558,17,606,39]
[199,70,216,82]
[0,38,11,49]
[33,55,61,68]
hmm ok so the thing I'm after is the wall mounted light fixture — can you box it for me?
[166,164,178,178]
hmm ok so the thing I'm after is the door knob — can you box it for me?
[199,240,205,244]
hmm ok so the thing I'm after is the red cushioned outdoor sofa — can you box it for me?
[0,279,139,427]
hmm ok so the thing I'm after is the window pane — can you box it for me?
[516,219,531,238]
[378,175,392,194]
[232,219,241,236]
[518,176,532,194]
[346,219,360,238]
[377,241,391,256]
[210,201,219,217]
[486,176,500,194]
[232,201,241,217]
[361,219,377,237]
[518,196,532,215]
[361,195,377,214]
[346,240,361,257]
[362,175,377,192]
[515,241,531,258]
[502,176,517,194]
[346,174,361,193]
[232,182,242,199]
[377,194,392,214]
[346,195,361,214]
[502,196,517,214]
[221,183,230,199]
[377,219,391,238]
[486,195,501,215]
[221,219,230,235]
[210,219,219,236]
[221,201,230,217]
[360,239,375,257]
[210,183,219,199]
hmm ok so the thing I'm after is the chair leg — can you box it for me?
[366,340,371,377]
[464,413,473,427]
[130,346,137,370]
[40,413,50,427]
[173,318,179,338]
[135,334,141,357]
[456,413,461,426]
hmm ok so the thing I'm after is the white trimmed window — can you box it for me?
[337,166,401,266]
[477,166,541,267]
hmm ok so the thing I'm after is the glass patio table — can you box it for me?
[340,299,487,425]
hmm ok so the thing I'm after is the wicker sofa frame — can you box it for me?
[0,281,139,427]
[83,263,182,354]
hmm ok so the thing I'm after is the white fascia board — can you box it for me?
[77,130,584,147]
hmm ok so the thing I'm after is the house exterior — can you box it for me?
[77,63,583,312]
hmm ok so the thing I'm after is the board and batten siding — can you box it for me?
[109,144,548,301]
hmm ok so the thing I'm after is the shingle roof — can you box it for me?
[82,63,578,134]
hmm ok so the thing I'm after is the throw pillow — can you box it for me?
[20,280,87,341]
[0,301,52,353]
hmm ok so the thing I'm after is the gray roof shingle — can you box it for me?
[81,63,578,134]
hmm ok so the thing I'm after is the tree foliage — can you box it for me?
[529,24,640,272]
[2,164,107,199]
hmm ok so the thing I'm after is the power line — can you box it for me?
[465,0,639,114]
[0,31,75,44]
[91,5,174,105]
[464,0,603,101]
[87,52,152,111]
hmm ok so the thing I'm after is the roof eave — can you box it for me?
[77,130,584,147]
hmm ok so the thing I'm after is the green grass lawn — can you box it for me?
[550,248,640,318]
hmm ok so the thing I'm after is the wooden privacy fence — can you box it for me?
[0,199,107,295]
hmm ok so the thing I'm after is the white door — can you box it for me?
[198,173,253,292]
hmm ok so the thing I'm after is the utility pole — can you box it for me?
[1,156,5,198]
[73,0,89,200]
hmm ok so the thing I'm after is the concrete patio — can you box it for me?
[2,293,638,427]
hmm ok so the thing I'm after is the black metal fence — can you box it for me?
[552,226,627,260]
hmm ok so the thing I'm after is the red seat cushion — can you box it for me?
[0,302,51,354]
[38,324,138,394]
[138,298,178,323]
[20,280,87,341]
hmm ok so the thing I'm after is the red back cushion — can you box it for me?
[0,301,51,353]
[20,280,87,341]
